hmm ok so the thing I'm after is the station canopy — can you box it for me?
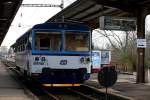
[0,0,150,45]
[47,0,150,29]
[0,0,23,45]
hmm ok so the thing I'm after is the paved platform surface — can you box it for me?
[85,73,150,100]
[0,61,37,100]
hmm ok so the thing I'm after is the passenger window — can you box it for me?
[35,32,61,51]
[26,41,32,50]
[65,32,89,51]
[40,38,50,50]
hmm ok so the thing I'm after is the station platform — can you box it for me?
[0,61,37,100]
[85,73,150,100]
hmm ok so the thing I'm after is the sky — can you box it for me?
[1,0,76,47]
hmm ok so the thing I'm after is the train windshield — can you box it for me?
[65,32,90,51]
[35,32,61,51]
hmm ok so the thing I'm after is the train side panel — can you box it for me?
[15,52,28,72]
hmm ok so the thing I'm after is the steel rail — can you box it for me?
[68,88,97,100]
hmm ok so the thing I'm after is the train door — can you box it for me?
[101,50,112,67]
[101,50,111,66]
[91,51,101,73]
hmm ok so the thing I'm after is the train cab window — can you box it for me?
[65,32,89,51]
[40,38,50,50]
[35,32,61,51]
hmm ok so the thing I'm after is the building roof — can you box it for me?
[47,0,150,29]
[0,0,23,45]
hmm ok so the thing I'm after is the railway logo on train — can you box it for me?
[60,60,67,65]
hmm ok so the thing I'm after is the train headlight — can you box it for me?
[41,57,46,62]
[80,57,90,64]
[86,57,90,63]
[35,57,39,61]
[80,57,85,63]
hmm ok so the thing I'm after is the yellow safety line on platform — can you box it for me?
[42,84,80,87]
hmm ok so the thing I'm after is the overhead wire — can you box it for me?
[20,0,47,28]
[18,0,75,28]
[64,0,76,7]
[18,5,23,27]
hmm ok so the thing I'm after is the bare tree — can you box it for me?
[93,29,137,72]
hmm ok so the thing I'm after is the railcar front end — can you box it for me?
[14,22,92,87]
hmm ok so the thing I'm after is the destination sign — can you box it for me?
[99,16,136,31]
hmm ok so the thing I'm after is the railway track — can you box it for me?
[3,60,130,100]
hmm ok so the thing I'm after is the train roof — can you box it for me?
[14,22,91,44]
[15,29,31,43]
[33,22,90,31]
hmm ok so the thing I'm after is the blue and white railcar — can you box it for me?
[12,22,91,87]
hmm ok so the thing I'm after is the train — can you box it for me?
[11,22,92,87]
